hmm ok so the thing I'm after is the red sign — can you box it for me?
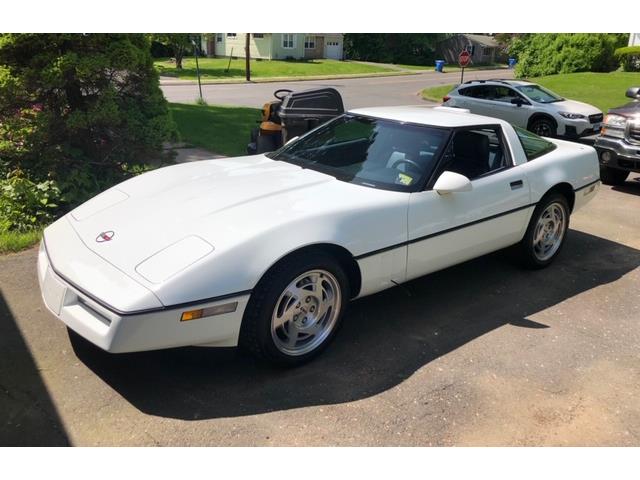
[458,50,471,68]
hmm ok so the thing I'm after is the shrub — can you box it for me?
[0,35,177,194]
[510,34,628,78]
[0,172,60,233]
[615,46,640,72]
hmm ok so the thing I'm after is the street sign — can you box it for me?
[458,50,471,68]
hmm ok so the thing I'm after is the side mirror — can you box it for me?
[285,136,299,145]
[625,87,640,100]
[433,171,473,195]
[511,97,525,107]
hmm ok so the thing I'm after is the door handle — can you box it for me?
[510,180,524,190]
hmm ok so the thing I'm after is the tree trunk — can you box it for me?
[175,45,184,69]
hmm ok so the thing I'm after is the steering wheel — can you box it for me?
[274,89,293,100]
[391,157,422,173]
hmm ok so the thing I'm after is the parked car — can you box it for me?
[38,106,600,366]
[443,79,603,139]
[593,87,640,185]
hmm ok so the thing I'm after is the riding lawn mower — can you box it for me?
[247,87,345,154]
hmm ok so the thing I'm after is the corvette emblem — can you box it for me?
[96,231,115,243]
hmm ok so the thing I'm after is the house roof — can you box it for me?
[459,34,499,47]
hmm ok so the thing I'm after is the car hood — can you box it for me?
[67,155,335,282]
[608,101,640,118]
[551,99,602,116]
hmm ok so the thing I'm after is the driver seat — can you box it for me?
[449,131,490,179]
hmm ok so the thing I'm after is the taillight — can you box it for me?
[442,96,451,103]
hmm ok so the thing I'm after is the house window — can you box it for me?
[253,33,264,39]
[282,34,294,49]
[216,34,222,43]
[482,46,492,56]
[227,33,237,38]
[304,36,316,49]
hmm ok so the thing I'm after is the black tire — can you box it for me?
[599,165,628,186]
[517,193,570,269]
[239,251,350,367]
[529,117,556,138]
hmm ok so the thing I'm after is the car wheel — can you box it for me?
[529,117,556,137]
[239,251,349,366]
[518,193,570,269]
[599,165,628,186]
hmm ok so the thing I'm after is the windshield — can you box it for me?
[268,114,450,191]
[515,84,564,103]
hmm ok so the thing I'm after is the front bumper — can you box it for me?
[37,241,250,353]
[561,118,601,138]
[594,136,640,173]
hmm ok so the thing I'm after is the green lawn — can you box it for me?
[156,57,394,80]
[421,72,640,111]
[169,103,260,156]
[0,229,42,254]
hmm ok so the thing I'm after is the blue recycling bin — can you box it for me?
[435,60,445,72]
[508,58,517,69]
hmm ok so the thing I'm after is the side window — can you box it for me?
[443,127,510,180]
[473,85,495,100]
[494,86,519,103]
[513,125,557,160]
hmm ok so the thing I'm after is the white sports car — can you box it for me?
[38,106,600,365]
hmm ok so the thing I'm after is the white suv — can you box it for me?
[443,79,603,139]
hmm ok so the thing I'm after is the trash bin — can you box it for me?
[435,60,445,72]
[508,58,517,69]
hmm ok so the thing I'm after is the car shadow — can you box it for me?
[70,230,640,420]
[612,176,640,196]
[0,291,70,445]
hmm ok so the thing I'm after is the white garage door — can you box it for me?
[325,39,342,60]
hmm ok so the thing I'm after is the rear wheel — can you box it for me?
[518,193,570,269]
[599,165,628,186]
[239,252,349,366]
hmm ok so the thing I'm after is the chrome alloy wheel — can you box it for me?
[533,202,566,261]
[270,269,342,356]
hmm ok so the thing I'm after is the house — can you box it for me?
[630,33,640,46]
[203,33,345,60]
[435,34,506,65]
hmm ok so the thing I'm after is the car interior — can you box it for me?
[443,128,508,180]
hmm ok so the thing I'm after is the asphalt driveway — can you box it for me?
[1,175,640,446]
[160,68,513,109]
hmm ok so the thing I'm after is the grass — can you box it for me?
[155,57,394,81]
[169,103,261,156]
[421,72,640,111]
[421,84,457,102]
[0,229,42,254]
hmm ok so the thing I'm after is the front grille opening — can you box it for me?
[77,296,112,326]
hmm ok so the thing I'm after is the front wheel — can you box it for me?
[517,193,570,269]
[529,117,556,137]
[239,252,349,366]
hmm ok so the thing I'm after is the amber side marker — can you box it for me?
[180,302,238,322]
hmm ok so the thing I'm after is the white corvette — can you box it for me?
[38,106,600,365]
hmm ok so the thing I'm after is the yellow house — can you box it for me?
[204,33,344,60]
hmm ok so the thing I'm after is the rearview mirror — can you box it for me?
[625,87,640,100]
[433,171,473,195]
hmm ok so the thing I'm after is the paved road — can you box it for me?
[2,175,640,446]
[160,69,514,109]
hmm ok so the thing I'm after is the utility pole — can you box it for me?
[191,38,203,103]
[245,33,251,82]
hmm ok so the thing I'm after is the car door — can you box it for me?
[457,85,498,117]
[406,125,532,280]
[485,86,533,128]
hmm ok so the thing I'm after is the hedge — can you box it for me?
[615,45,640,72]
